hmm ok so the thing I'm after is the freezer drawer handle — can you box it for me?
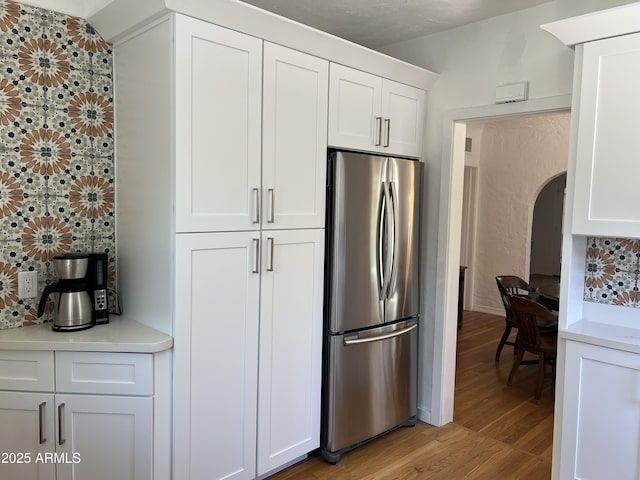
[343,322,417,345]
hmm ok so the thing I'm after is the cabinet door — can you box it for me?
[559,341,640,479]
[55,395,152,480]
[174,232,260,480]
[381,79,424,158]
[257,229,324,475]
[174,15,262,233]
[572,33,640,237]
[328,63,382,152]
[263,43,328,230]
[0,392,55,480]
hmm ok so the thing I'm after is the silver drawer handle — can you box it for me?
[344,323,417,345]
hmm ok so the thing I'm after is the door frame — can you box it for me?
[429,94,572,426]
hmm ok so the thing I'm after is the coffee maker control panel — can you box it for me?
[94,289,107,311]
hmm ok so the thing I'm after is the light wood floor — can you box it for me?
[267,311,554,479]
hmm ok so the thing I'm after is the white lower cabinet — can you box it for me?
[257,230,324,475]
[558,340,640,479]
[0,391,55,480]
[55,394,152,480]
[0,351,153,480]
[174,229,324,480]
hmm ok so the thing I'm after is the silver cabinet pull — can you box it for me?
[267,237,274,272]
[267,188,275,223]
[252,188,260,224]
[252,239,260,274]
[375,116,382,146]
[384,118,390,147]
[39,402,46,444]
[58,403,65,446]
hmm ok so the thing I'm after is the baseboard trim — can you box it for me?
[472,305,504,317]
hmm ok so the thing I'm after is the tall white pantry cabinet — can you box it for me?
[541,5,640,479]
[113,13,326,480]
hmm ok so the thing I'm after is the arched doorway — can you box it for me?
[530,172,567,286]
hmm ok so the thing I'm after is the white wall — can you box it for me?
[21,0,110,18]
[377,0,613,424]
[470,112,569,315]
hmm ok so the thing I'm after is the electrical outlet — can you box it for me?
[18,271,38,299]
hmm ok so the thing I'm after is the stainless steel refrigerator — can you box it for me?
[321,150,422,463]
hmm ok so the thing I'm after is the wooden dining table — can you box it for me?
[536,282,560,311]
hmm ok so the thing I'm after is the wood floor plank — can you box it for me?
[267,311,553,479]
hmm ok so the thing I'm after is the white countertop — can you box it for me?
[560,320,640,354]
[0,316,173,353]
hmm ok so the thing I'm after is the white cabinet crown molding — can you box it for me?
[541,2,640,47]
[89,0,438,90]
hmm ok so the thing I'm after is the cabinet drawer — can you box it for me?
[55,352,152,396]
[0,350,54,392]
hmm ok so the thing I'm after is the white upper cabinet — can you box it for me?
[572,32,640,238]
[174,15,262,233]
[382,79,425,158]
[328,65,382,153]
[262,43,328,230]
[328,64,425,158]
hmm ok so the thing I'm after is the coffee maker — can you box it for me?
[86,252,109,325]
[37,253,110,331]
[38,253,94,331]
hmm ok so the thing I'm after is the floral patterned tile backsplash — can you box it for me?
[585,237,640,308]
[0,1,114,329]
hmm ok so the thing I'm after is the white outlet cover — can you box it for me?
[18,271,38,299]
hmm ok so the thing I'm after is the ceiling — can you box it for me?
[236,0,553,48]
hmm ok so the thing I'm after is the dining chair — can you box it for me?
[495,275,537,362]
[507,295,558,404]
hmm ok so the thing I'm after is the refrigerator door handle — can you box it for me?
[343,322,417,345]
[386,180,399,299]
[377,185,388,300]
[383,180,394,300]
